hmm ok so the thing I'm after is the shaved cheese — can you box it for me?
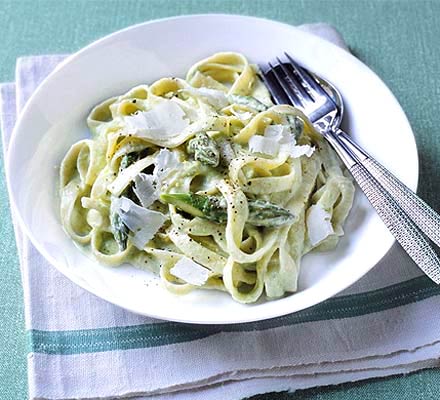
[249,135,280,157]
[289,144,315,158]
[154,148,179,181]
[170,257,210,286]
[249,124,314,159]
[125,101,189,139]
[133,173,157,208]
[115,197,166,250]
[184,87,228,109]
[230,109,254,121]
[125,112,161,135]
[170,97,199,121]
[264,124,290,142]
[306,204,334,246]
[265,124,314,159]
[280,142,315,158]
[196,87,228,109]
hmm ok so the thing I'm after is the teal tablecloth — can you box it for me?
[1,1,440,399]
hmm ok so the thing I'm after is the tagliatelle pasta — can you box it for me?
[59,52,355,303]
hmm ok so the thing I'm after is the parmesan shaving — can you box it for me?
[170,257,210,286]
[306,204,334,246]
[265,124,314,159]
[249,124,314,159]
[154,149,179,181]
[264,124,290,142]
[289,144,315,158]
[230,109,254,121]
[125,101,189,139]
[115,197,166,250]
[133,173,157,208]
[185,87,228,109]
[248,135,280,157]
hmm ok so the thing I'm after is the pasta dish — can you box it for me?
[59,52,354,303]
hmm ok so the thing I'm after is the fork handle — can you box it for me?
[335,129,440,249]
[324,132,440,284]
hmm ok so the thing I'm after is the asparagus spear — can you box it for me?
[228,94,268,112]
[110,203,129,251]
[187,132,220,167]
[119,152,140,171]
[161,193,294,227]
[161,193,228,223]
[248,200,295,227]
[111,155,139,250]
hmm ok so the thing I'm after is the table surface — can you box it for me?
[1,0,440,399]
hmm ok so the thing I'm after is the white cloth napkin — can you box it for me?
[1,23,440,400]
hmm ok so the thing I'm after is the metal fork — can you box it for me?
[260,55,440,283]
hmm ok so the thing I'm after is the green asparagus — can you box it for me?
[247,200,295,227]
[119,152,143,205]
[228,94,268,112]
[112,152,138,249]
[110,207,129,251]
[161,193,227,223]
[119,152,140,171]
[187,132,220,167]
[161,193,294,227]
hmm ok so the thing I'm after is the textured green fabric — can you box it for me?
[1,0,440,399]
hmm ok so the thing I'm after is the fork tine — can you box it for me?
[259,65,291,105]
[276,57,312,103]
[284,52,326,98]
[267,62,304,108]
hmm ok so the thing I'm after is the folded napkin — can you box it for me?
[2,23,440,400]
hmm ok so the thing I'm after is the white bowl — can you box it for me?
[6,15,418,324]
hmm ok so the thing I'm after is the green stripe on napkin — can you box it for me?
[30,275,439,355]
